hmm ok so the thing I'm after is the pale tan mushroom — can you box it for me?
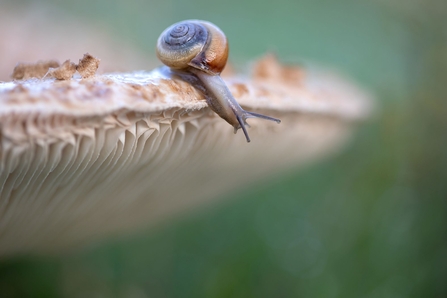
[0,55,372,256]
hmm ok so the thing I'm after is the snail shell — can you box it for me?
[156,20,229,75]
[156,20,280,142]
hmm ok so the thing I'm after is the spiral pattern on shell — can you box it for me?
[156,20,229,74]
[164,22,206,47]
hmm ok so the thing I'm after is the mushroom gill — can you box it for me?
[0,55,372,256]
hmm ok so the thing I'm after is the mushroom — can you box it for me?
[0,55,372,256]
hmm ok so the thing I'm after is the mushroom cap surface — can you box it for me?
[0,55,372,256]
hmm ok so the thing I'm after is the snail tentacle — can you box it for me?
[244,111,281,123]
[193,70,280,142]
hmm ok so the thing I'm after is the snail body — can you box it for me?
[156,20,280,142]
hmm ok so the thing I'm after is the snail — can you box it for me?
[156,20,280,142]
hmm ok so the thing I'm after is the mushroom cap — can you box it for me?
[0,55,372,256]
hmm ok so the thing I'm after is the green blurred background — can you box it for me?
[1,0,446,297]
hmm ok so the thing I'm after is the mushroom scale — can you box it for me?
[0,55,372,256]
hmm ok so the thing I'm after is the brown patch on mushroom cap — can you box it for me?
[76,53,100,78]
[11,60,60,80]
[0,57,373,256]
[252,53,305,86]
[47,59,77,80]
[0,7,152,81]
